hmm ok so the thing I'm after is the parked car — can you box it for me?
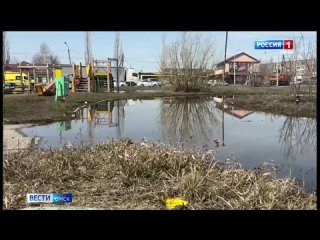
[208,80,229,86]
[137,78,162,87]
[290,80,303,85]
[113,80,126,87]
[126,81,137,86]
[212,81,229,86]
[207,80,216,86]
[149,78,162,86]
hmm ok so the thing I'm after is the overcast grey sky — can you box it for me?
[6,31,316,72]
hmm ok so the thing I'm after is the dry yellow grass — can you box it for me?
[3,140,316,210]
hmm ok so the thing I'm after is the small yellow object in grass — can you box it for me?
[162,197,189,210]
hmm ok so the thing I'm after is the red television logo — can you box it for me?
[284,40,294,50]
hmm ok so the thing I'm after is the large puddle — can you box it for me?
[21,96,317,191]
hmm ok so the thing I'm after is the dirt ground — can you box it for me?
[3,124,34,153]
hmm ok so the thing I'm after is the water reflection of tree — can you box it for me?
[159,97,221,146]
[115,100,126,139]
[279,117,316,176]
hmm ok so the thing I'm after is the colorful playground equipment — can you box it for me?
[73,100,125,127]
[5,63,60,95]
[54,68,69,101]
[71,60,115,93]
[33,68,69,100]
[35,82,55,96]
[4,59,118,95]
[57,121,72,133]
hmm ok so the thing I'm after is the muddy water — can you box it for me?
[21,97,317,190]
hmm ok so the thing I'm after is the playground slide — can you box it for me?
[35,82,55,96]
[43,82,55,96]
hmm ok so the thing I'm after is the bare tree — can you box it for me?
[84,32,93,65]
[299,34,316,97]
[287,35,302,97]
[159,32,217,92]
[287,34,317,98]
[3,32,10,84]
[279,116,316,177]
[114,32,124,67]
[32,42,60,64]
[3,32,10,64]
[259,63,270,83]
[160,97,221,145]
[12,57,19,63]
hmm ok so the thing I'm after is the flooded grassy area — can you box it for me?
[205,86,316,118]
[3,91,210,124]
[3,140,316,210]
[224,94,316,118]
[3,86,316,124]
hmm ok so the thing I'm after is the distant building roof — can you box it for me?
[139,72,156,75]
[227,109,254,119]
[215,52,260,66]
[20,61,32,65]
[216,104,254,119]
[4,64,18,71]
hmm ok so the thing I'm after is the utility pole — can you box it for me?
[222,102,225,146]
[222,31,228,82]
[117,100,120,138]
[233,49,240,85]
[221,31,228,147]
[234,55,236,85]
[276,53,279,86]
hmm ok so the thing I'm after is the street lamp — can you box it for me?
[233,49,240,85]
[64,42,72,64]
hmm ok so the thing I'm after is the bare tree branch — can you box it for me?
[84,32,93,65]
[288,33,317,97]
[159,32,216,92]
[298,34,317,97]
[114,32,124,67]
[32,42,60,64]
[160,97,221,144]
[3,32,10,64]
[279,116,316,165]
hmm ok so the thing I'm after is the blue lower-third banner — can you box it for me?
[27,193,72,203]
